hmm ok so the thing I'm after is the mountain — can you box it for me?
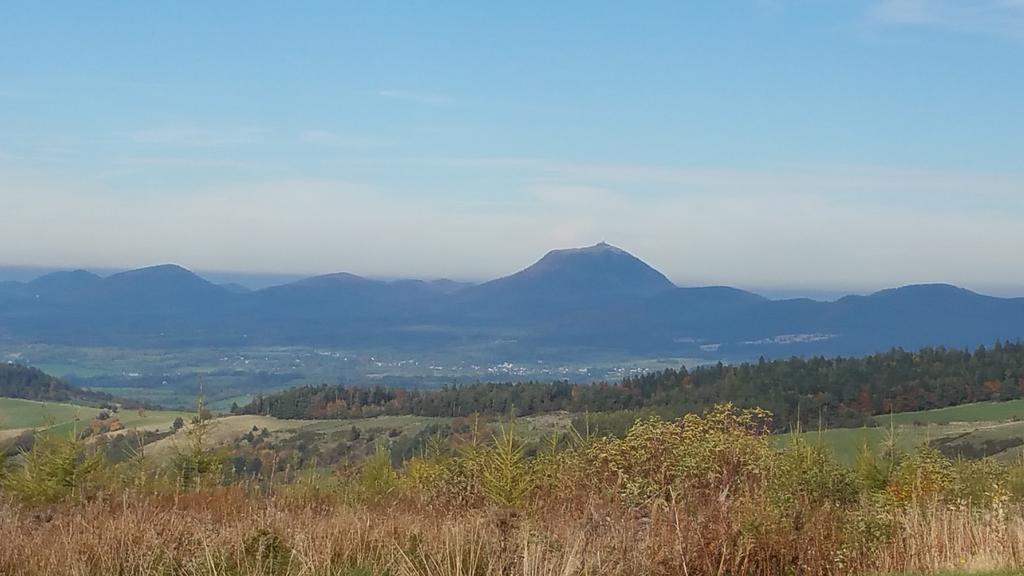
[0,269,101,304]
[453,242,676,321]
[0,264,233,345]
[93,264,230,311]
[254,273,446,313]
[28,269,102,293]
[819,284,1024,352]
[479,242,674,300]
[1,245,1024,359]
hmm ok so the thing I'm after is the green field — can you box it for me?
[887,399,1024,425]
[782,400,1024,465]
[0,396,193,439]
[776,424,969,465]
[0,397,93,430]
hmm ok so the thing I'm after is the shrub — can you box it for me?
[589,403,772,506]
[951,457,1009,507]
[887,447,954,504]
[770,436,859,509]
[353,442,398,502]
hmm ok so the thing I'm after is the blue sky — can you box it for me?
[1,1,1023,293]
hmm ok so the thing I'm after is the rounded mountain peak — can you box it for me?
[482,242,676,300]
[104,264,221,293]
[111,263,197,279]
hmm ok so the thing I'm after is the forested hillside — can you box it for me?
[0,362,113,404]
[242,342,1024,429]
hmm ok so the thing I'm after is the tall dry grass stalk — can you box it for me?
[873,503,1024,574]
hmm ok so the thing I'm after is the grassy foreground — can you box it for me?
[2,490,1020,576]
[3,403,1024,575]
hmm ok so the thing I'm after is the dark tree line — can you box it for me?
[0,363,110,403]
[0,362,155,409]
[241,342,1024,429]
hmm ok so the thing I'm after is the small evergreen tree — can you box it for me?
[2,428,104,503]
[481,418,533,508]
[172,391,222,491]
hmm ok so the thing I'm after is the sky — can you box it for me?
[1,1,1023,295]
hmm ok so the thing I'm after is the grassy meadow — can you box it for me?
[887,400,1024,425]
[0,396,192,440]
[781,400,1024,465]
[0,397,89,430]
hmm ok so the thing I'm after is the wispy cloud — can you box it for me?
[298,130,391,149]
[113,79,191,91]
[870,0,939,24]
[113,156,269,170]
[4,162,1024,290]
[120,124,267,148]
[0,88,42,100]
[394,155,1024,208]
[377,90,453,106]
[869,0,1024,36]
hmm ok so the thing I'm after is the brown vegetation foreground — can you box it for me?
[2,404,1024,575]
[1,490,1021,576]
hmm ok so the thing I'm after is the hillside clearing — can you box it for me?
[886,399,1024,425]
[0,397,95,430]
[0,396,192,442]
[782,400,1024,464]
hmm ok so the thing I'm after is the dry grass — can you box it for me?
[0,490,1022,576]
[0,492,593,576]
[143,415,313,460]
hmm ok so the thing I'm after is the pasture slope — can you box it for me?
[786,399,1024,464]
[0,396,192,440]
[142,412,574,463]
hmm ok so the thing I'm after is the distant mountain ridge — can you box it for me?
[1,243,1023,359]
